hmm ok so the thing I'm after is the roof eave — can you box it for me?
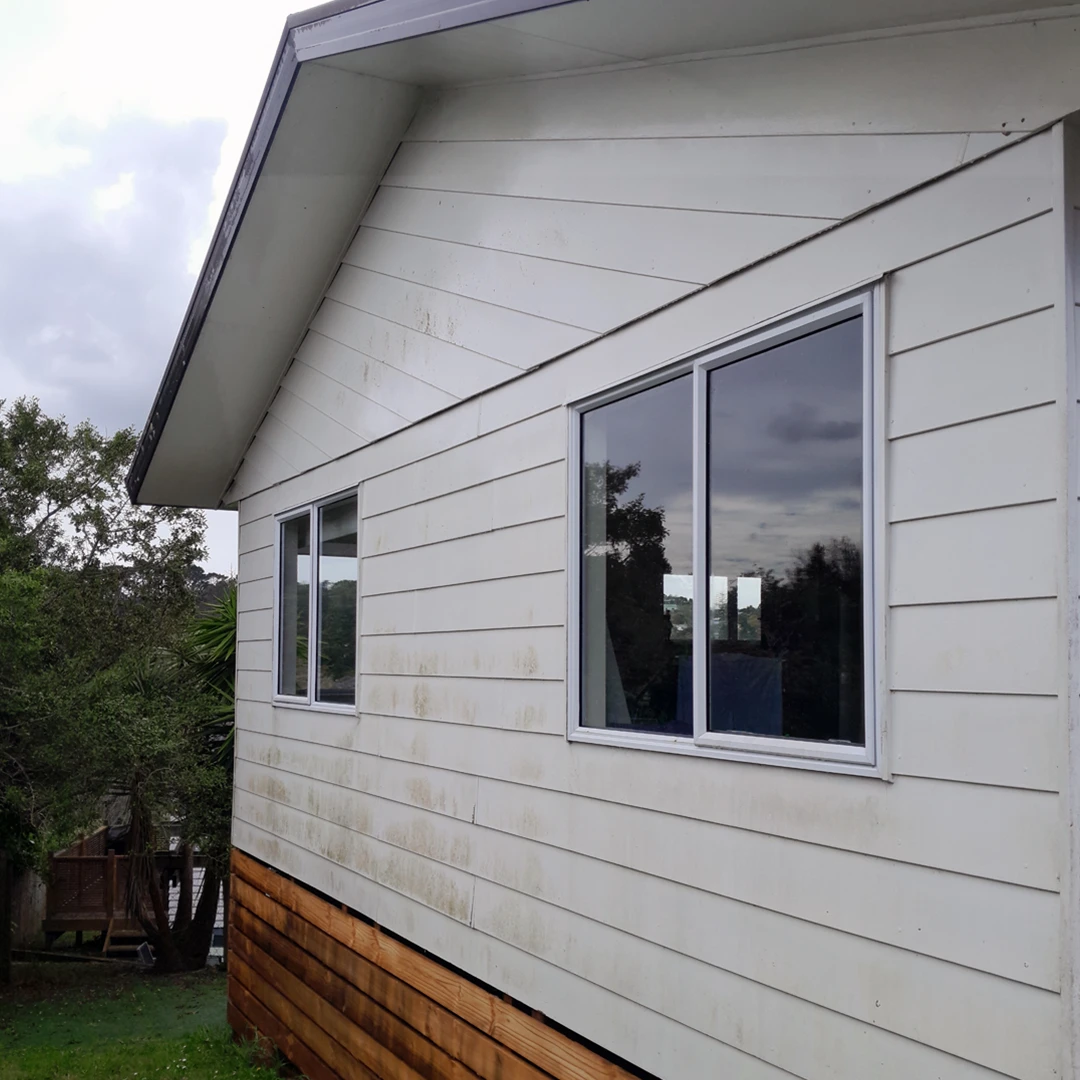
[125,0,579,505]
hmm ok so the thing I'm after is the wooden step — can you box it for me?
[102,917,147,956]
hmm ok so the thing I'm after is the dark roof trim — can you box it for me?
[126,0,580,504]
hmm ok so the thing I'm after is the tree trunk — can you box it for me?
[175,845,193,933]
[0,849,11,986]
[136,853,185,973]
[126,806,185,973]
[177,865,219,970]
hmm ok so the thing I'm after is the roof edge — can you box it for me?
[126,0,579,504]
[125,19,300,503]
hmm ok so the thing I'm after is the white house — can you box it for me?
[130,2,1080,1077]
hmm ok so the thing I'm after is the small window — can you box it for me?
[571,294,879,771]
[275,491,358,709]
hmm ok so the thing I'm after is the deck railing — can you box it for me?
[45,851,129,923]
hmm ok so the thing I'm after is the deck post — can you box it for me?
[75,836,84,913]
[105,850,116,920]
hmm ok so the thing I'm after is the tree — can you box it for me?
[582,460,685,729]
[319,578,357,685]
[0,397,234,973]
[0,398,207,873]
[100,588,236,972]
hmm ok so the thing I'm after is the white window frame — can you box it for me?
[272,487,361,714]
[566,288,887,777]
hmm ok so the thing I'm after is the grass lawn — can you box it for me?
[0,961,290,1079]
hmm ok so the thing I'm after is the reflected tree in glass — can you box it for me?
[581,374,694,735]
[317,496,358,706]
[278,513,311,697]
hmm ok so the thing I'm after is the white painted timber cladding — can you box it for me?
[229,117,1071,1080]
[221,16,1079,506]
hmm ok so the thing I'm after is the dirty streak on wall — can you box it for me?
[231,120,1066,1080]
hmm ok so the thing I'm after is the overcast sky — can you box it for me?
[0,0,298,574]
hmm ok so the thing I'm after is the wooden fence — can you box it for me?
[229,848,639,1080]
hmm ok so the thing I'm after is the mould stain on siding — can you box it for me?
[405,775,454,816]
[413,681,430,718]
[514,646,540,676]
[379,850,473,923]
[384,816,473,871]
[484,892,549,957]
[514,704,547,731]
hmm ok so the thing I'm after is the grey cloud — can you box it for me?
[0,115,225,434]
[767,401,860,444]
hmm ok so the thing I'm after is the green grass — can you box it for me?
[0,962,289,1079]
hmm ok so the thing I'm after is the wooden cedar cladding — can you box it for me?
[229,849,641,1080]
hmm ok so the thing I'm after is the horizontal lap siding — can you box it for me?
[361,574,565,636]
[228,847,776,1080]
[223,26,1049,506]
[234,766,1058,1080]
[231,750,1059,988]
[232,126,1066,1079]
[381,135,973,221]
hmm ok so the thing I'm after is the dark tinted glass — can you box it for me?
[316,496,358,706]
[708,317,864,744]
[278,513,311,697]
[581,375,693,734]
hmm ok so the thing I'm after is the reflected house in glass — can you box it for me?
[125,4,1080,1079]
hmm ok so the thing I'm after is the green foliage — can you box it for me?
[0,397,205,581]
[0,397,229,893]
[319,579,356,684]
[175,586,238,868]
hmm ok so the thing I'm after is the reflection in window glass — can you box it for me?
[316,496,358,705]
[708,317,864,744]
[278,513,311,698]
[581,375,693,734]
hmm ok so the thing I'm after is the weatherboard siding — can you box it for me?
[221,18,1067,507]
[230,127,1069,1080]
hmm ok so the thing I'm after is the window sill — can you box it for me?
[568,726,886,779]
[271,697,358,716]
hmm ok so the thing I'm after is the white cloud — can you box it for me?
[0,0,297,575]
[93,170,135,215]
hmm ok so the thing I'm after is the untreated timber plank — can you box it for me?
[235,902,481,1080]
[232,849,636,1080]
[229,973,344,1080]
[227,999,257,1045]
[227,997,281,1072]
[233,924,427,1080]
[234,875,548,1080]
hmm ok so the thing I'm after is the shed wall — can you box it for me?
[231,123,1069,1080]
[222,15,1080,505]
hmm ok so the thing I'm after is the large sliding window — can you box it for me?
[571,293,880,772]
[275,491,359,710]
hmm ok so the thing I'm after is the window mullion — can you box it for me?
[309,506,318,706]
[693,362,708,742]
